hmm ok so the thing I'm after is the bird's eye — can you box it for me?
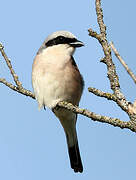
[58,36,64,41]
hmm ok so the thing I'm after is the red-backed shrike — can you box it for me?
[32,31,84,173]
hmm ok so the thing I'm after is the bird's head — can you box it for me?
[37,31,84,55]
[45,30,84,48]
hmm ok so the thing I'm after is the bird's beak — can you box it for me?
[69,40,84,48]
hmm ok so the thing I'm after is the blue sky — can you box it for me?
[0,0,136,179]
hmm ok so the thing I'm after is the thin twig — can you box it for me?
[110,42,136,84]
[88,87,117,101]
[0,78,35,99]
[0,43,23,90]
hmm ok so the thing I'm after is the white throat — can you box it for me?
[38,44,75,69]
[49,44,75,56]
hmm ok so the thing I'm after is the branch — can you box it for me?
[88,87,117,101]
[0,43,23,90]
[57,102,136,133]
[0,78,35,99]
[110,42,136,84]
[88,0,129,113]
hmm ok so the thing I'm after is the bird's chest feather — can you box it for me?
[39,52,71,88]
[32,48,81,108]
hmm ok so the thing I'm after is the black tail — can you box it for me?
[68,142,83,173]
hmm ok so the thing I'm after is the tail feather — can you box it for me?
[68,142,83,173]
[53,109,83,172]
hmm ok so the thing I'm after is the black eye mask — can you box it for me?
[45,36,77,47]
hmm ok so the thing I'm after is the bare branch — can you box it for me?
[110,42,136,84]
[95,0,106,37]
[0,78,35,99]
[57,102,136,133]
[88,0,129,113]
[0,43,23,90]
[88,87,117,101]
[88,29,101,41]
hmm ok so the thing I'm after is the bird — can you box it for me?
[32,30,84,173]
